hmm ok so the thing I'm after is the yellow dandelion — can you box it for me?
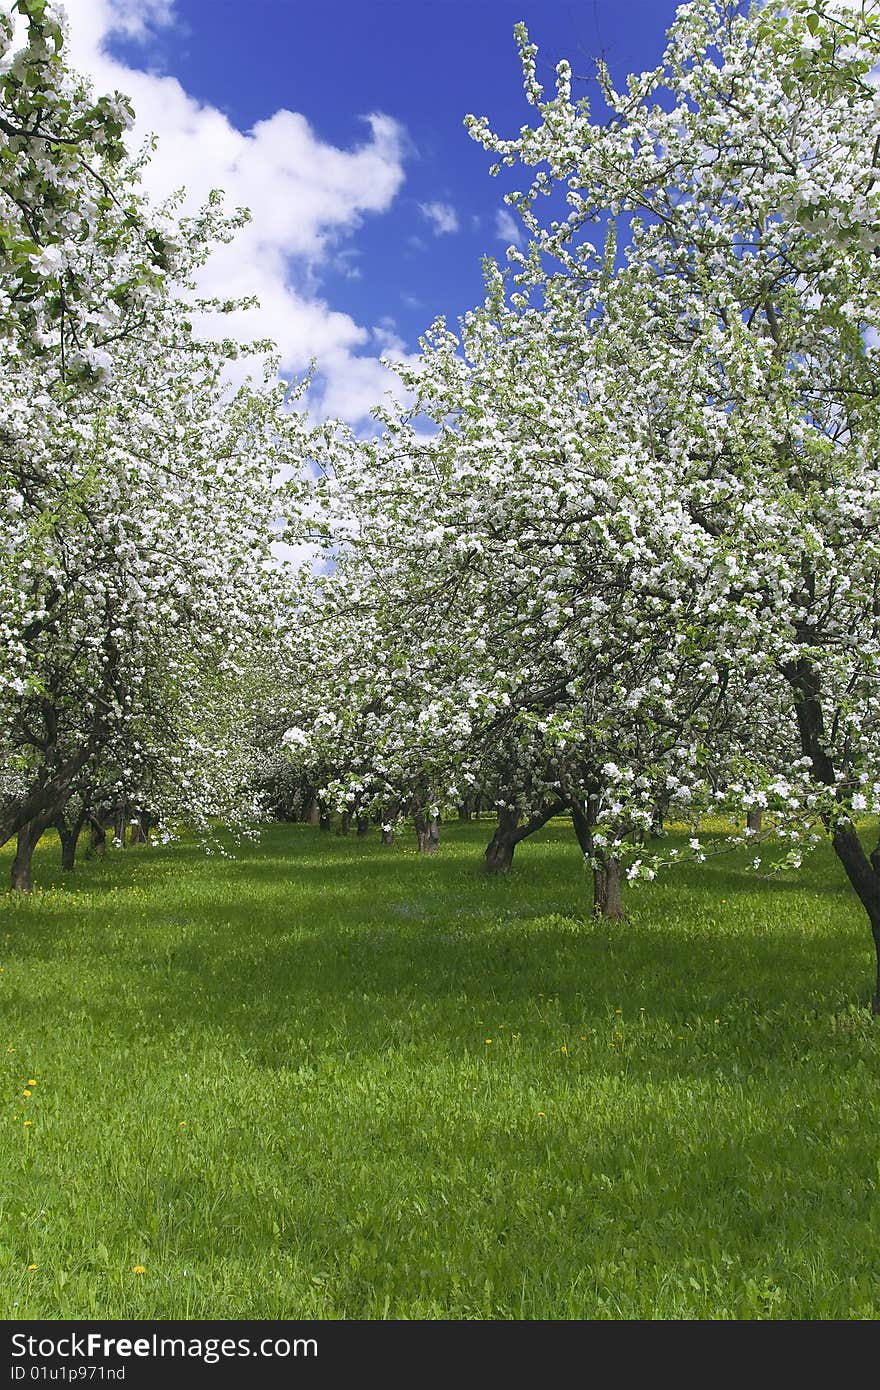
[27,1264,37,1271]
[131,1266,145,1275]
[560,1045,568,1054]
[7,1047,15,1053]
[22,1089,31,1097]
[537,1111,546,1117]
[178,1121,187,1127]
[27,1080,36,1087]
[484,1038,492,1045]
[23,1120,32,1127]
[615,1008,622,1015]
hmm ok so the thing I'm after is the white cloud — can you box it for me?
[495,207,524,250]
[418,200,459,235]
[60,0,414,422]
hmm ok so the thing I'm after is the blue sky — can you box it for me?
[67,0,683,419]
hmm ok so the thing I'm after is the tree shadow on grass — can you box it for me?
[3,820,874,1070]
[4,886,874,1082]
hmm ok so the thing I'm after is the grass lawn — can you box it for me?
[1,817,879,1319]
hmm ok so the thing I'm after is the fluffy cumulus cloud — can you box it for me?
[60,0,416,422]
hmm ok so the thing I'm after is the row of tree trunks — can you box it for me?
[9,805,155,891]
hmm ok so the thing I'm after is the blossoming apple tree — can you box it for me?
[0,4,319,889]
[463,0,880,1003]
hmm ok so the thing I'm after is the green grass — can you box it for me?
[1,818,879,1319]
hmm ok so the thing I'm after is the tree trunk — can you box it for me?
[356,816,370,837]
[11,820,44,892]
[593,856,625,921]
[89,817,107,857]
[458,801,473,821]
[381,826,395,846]
[484,807,521,874]
[319,809,332,831]
[113,803,127,847]
[305,796,321,827]
[129,816,147,845]
[413,812,440,855]
[55,814,83,871]
[570,801,593,856]
[485,800,566,873]
[832,824,880,1014]
[785,654,880,1011]
[336,810,351,836]
[747,807,763,833]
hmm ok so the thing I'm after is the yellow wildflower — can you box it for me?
[132,1266,145,1275]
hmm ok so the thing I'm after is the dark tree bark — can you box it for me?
[570,800,593,857]
[336,810,351,836]
[113,802,128,847]
[356,816,370,837]
[747,808,764,833]
[484,807,521,873]
[785,655,880,1012]
[413,812,440,855]
[88,816,107,858]
[10,816,50,892]
[55,812,84,871]
[381,826,395,846]
[319,808,332,832]
[593,856,625,921]
[304,796,321,827]
[458,801,473,821]
[571,796,625,920]
[484,801,565,874]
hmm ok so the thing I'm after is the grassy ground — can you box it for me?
[1,817,879,1319]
